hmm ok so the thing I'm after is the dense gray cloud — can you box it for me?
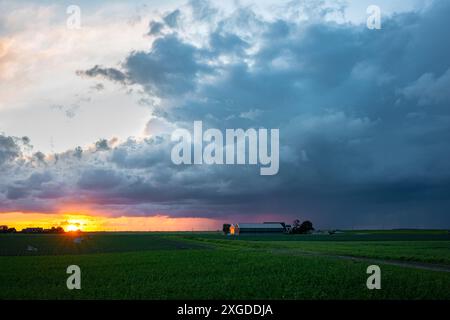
[163,9,181,28]
[2,1,450,228]
[400,68,450,106]
[95,139,111,152]
[125,36,213,97]
[148,21,164,36]
[76,65,127,83]
[0,135,21,166]
[6,172,52,200]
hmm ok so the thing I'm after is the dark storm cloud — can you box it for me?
[3,1,450,228]
[110,137,169,169]
[77,168,123,190]
[77,35,213,97]
[123,35,213,97]
[5,172,53,200]
[400,69,450,106]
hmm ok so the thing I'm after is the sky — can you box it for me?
[1,0,449,231]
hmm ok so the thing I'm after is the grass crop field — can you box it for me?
[1,230,449,300]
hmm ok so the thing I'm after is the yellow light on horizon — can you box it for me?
[63,217,91,232]
[0,212,221,232]
[66,224,80,232]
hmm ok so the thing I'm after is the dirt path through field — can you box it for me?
[271,249,450,273]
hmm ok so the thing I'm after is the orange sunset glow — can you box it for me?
[0,212,221,232]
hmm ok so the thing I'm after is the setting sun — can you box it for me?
[66,225,80,232]
[63,217,91,232]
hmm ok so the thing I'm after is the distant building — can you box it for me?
[264,222,286,228]
[22,227,44,233]
[229,223,285,235]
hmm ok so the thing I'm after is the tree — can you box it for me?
[291,219,301,234]
[291,219,314,234]
[56,227,65,233]
[222,224,231,235]
[299,221,314,234]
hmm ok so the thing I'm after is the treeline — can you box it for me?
[0,226,65,234]
[0,226,17,233]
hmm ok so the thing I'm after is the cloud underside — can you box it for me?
[2,0,450,228]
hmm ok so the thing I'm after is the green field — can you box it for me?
[1,231,449,300]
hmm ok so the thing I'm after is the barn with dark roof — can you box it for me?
[229,223,285,235]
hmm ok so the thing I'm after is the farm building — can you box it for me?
[263,222,286,227]
[229,223,285,235]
